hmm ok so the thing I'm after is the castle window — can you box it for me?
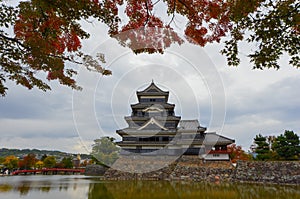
[156,98,165,102]
[137,111,143,116]
[168,111,174,116]
[123,137,137,141]
[140,98,149,103]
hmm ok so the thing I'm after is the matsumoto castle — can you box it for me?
[116,81,234,160]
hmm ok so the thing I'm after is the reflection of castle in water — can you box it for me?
[116,81,234,160]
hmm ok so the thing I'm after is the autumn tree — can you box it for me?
[35,160,44,169]
[91,137,119,167]
[3,155,19,170]
[18,153,37,169]
[0,0,113,96]
[272,130,300,160]
[43,156,57,168]
[0,0,299,96]
[227,144,251,163]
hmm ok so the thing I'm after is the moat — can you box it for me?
[0,175,299,199]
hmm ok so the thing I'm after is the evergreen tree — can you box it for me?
[272,130,300,160]
[60,157,74,168]
[43,156,57,168]
[253,134,272,160]
[41,154,48,161]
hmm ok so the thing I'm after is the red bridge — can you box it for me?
[11,168,85,175]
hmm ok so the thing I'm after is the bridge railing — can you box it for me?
[11,168,85,175]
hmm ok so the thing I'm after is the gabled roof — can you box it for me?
[178,120,207,131]
[138,117,168,130]
[203,132,235,145]
[137,81,169,98]
[142,106,164,112]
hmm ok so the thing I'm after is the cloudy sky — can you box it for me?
[1,5,299,154]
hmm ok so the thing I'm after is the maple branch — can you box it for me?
[168,0,176,26]
[48,53,83,65]
[153,0,161,6]
[0,34,28,50]
[144,0,151,26]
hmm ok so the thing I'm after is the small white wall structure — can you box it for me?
[204,153,230,160]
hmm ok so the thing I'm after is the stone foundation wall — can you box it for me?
[233,160,300,184]
[103,155,177,180]
[103,155,234,182]
[102,156,300,184]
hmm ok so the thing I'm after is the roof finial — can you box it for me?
[151,79,154,84]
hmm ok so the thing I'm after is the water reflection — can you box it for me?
[88,181,181,199]
[89,181,300,199]
[88,183,114,199]
[0,176,299,199]
[0,175,88,198]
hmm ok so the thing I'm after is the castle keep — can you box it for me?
[116,81,234,160]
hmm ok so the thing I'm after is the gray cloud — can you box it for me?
[225,76,300,123]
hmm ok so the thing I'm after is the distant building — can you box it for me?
[116,81,234,160]
[73,154,81,168]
